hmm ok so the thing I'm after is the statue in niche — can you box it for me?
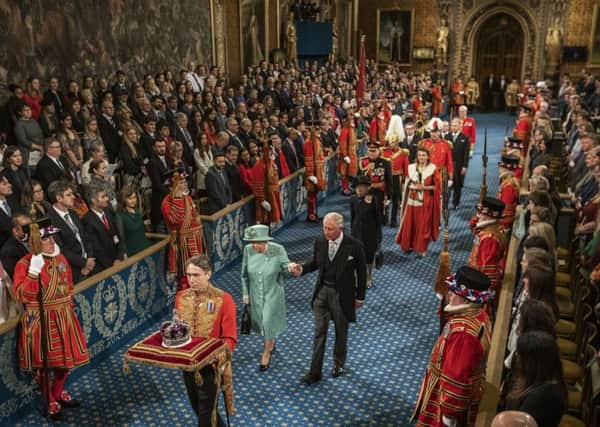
[247,13,264,66]
[285,11,297,64]
[436,18,449,65]
[545,17,563,66]
[331,17,339,60]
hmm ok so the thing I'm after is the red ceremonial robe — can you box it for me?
[497,175,520,230]
[250,155,283,224]
[13,253,89,371]
[396,163,441,253]
[422,139,454,176]
[460,117,477,151]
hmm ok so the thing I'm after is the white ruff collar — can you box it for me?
[42,244,61,258]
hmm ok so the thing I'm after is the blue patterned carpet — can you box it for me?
[15,113,510,426]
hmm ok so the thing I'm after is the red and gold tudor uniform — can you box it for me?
[161,171,204,280]
[13,220,89,416]
[497,154,521,230]
[382,144,409,226]
[504,137,525,180]
[303,131,326,221]
[338,116,359,195]
[459,114,477,155]
[412,266,492,427]
[513,105,533,153]
[421,120,454,178]
[251,142,283,225]
[468,197,507,294]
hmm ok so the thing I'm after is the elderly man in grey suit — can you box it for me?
[291,212,367,384]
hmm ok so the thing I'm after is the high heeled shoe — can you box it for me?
[259,352,271,372]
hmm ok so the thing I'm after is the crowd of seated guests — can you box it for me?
[494,73,600,426]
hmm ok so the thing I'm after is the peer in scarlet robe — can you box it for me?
[303,132,326,221]
[396,151,441,255]
[369,110,387,144]
[338,117,359,195]
[162,173,204,280]
[458,107,477,154]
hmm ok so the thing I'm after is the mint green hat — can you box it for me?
[243,224,273,242]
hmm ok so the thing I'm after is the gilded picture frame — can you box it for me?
[376,8,414,66]
[588,4,600,67]
[239,0,270,70]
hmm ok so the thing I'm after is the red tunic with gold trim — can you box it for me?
[497,175,520,230]
[338,122,359,177]
[304,133,326,218]
[369,115,387,143]
[162,194,204,277]
[468,223,507,291]
[382,147,409,178]
[453,81,466,106]
[432,86,443,117]
[250,155,283,225]
[460,117,477,151]
[513,115,532,153]
[422,139,454,176]
[13,253,89,371]
[412,306,491,427]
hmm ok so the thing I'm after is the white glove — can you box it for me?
[343,156,351,164]
[308,175,318,184]
[28,254,45,276]
[261,200,272,212]
[448,180,454,188]
[442,416,457,427]
[242,295,249,305]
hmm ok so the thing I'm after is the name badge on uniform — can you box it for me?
[206,300,215,313]
[113,235,120,245]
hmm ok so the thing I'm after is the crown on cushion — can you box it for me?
[160,310,191,348]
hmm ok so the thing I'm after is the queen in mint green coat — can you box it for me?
[241,226,291,341]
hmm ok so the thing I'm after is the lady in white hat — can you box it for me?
[241,224,295,371]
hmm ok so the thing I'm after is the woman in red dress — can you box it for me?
[396,147,441,256]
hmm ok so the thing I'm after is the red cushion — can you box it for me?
[124,332,229,372]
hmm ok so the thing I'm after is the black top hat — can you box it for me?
[353,175,371,187]
[499,154,520,170]
[367,140,381,149]
[477,196,505,218]
[24,217,60,241]
[446,265,493,304]
[163,167,189,181]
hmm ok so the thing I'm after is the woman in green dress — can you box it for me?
[115,185,151,257]
[241,224,294,371]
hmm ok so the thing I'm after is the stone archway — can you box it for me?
[453,1,541,82]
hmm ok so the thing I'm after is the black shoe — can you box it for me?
[331,366,344,378]
[58,391,81,408]
[259,352,271,372]
[300,373,322,384]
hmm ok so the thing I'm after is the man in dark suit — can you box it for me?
[205,152,232,214]
[43,77,66,116]
[47,180,95,283]
[225,118,244,151]
[447,118,470,209]
[173,112,195,167]
[282,128,305,173]
[292,212,367,384]
[139,115,158,160]
[165,96,180,130]
[97,100,121,162]
[403,122,421,163]
[83,185,125,274]
[35,138,74,194]
[0,179,23,251]
[483,73,498,112]
[225,146,243,202]
[147,139,172,231]
[0,212,31,279]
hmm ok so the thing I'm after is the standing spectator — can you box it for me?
[139,115,158,161]
[225,146,243,202]
[68,99,86,133]
[43,77,66,116]
[225,118,244,151]
[81,117,103,160]
[447,118,470,209]
[0,84,25,146]
[81,142,106,185]
[115,186,151,257]
[119,127,145,186]
[88,160,117,211]
[97,101,121,162]
[20,180,51,220]
[39,98,60,138]
[13,104,44,168]
[271,133,290,179]
[147,139,171,231]
[22,77,43,121]
[47,180,95,283]
[193,133,213,197]
[83,185,125,274]
[173,113,196,167]
[0,212,31,280]
[282,128,304,173]
[35,138,74,193]
[57,113,84,175]
[0,177,19,248]
[168,140,193,181]
[206,152,232,214]
[0,146,29,205]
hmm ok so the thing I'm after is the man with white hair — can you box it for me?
[458,105,477,157]
[290,212,367,384]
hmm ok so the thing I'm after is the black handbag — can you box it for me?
[375,251,384,270]
[240,304,251,335]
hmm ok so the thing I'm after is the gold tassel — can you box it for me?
[434,229,451,296]
[29,223,42,254]
[194,369,203,385]
[123,358,130,375]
